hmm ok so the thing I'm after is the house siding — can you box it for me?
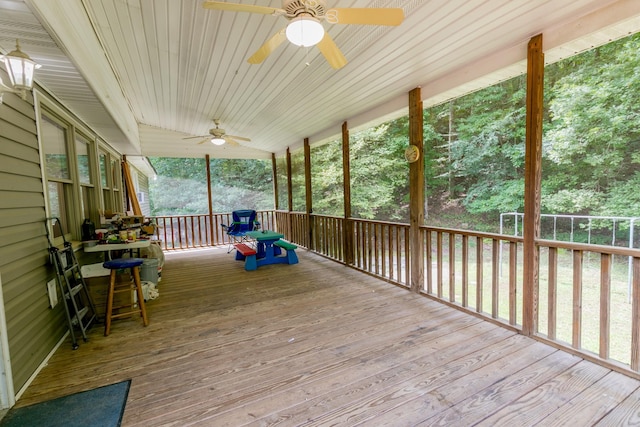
[0,88,66,393]
[138,172,150,216]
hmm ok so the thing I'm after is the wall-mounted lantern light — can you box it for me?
[0,40,41,104]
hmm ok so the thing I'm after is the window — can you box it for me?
[39,97,123,242]
[99,152,108,187]
[99,150,122,213]
[41,114,73,239]
[76,134,95,221]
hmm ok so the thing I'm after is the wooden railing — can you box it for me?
[154,214,212,250]
[150,210,640,377]
[311,214,345,262]
[153,210,275,250]
[536,239,640,374]
[420,225,640,377]
[351,218,410,286]
[421,227,523,327]
[275,211,309,248]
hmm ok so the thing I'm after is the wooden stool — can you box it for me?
[102,258,149,336]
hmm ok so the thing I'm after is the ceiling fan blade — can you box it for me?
[223,137,240,146]
[201,1,283,15]
[317,33,347,70]
[197,138,209,145]
[248,28,287,64]
[182,134,209,140]
[326,8,404,26]
[226,134,251,142]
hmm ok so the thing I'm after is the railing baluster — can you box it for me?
[548,247,558,340]
[191,216,195,247]
[572,249,583,349]
[492,239,499,319]
[396,227,402,283]
[374,223,380,275]
[387,225,392,281]
[381,225,387,278]
[631,257,640,371]
[600,253,611,360]
[509,241,517,325]
[171,217,177,249]
[437,232,443,298]
[449,233,455,302]
[404,226,410,286]
[426,230,432,294]
[476,236,483,314]
[367,222,373,273]
[358,222,364,269]
[462,235,468,307]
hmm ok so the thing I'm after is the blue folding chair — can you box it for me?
[221,209,260,253]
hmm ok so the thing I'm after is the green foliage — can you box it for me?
[350,120,409,221]
[290,150,306,212]
[543,34,640,217]
[311,140,344,216]
[148,157,272,215]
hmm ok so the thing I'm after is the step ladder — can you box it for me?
[46,217,97,349]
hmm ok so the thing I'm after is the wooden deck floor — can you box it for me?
[15,247,640,426]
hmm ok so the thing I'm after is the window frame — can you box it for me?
[36,93,123,243]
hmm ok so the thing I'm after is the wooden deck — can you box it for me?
[15,247,640,426]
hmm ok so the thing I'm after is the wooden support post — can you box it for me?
[304,138,313,250]
[206,154,213,245]
[286,147,293,237]
[409,87,424,293]
[286,148,293,212]
[342,121,354,265]
[522,34,544,336]
[272,153,279,211]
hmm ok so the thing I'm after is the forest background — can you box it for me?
[149,33,640,243]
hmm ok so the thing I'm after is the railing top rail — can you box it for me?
[153,214,209,218]
[310,213,346,219]
[153,210,274,218]
[502,212,640,222]
[349,217,410,227]
[421,225,523,243]
[278,212,408,228]
[537,238,640,257]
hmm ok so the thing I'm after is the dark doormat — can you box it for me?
[0,379,131,427]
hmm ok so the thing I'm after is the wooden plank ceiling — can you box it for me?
[1,0,639,159]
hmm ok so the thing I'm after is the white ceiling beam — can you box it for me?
[25,0,141,154]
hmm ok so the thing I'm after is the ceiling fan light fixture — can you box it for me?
[286,15,324,47]
[211,137,225,145]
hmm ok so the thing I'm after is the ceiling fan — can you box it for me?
[202,0,404,69]
[182,119,251,146]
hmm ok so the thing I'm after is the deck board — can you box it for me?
[14,247,640,426]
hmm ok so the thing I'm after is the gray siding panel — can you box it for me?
[0,151,41,175]
[0,173,43,193]
[0,137,40,165]
[0,90,65,393]
[139,173,150,216]
[0,207,45,228]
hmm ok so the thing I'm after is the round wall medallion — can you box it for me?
[404,145,420,163]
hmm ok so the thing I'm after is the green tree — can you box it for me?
[350,119,409,221]
[311,140,344,216]
[543,34,640,216]
[149,157,273,215]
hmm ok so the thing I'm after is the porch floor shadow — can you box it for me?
[15,247,640,426]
